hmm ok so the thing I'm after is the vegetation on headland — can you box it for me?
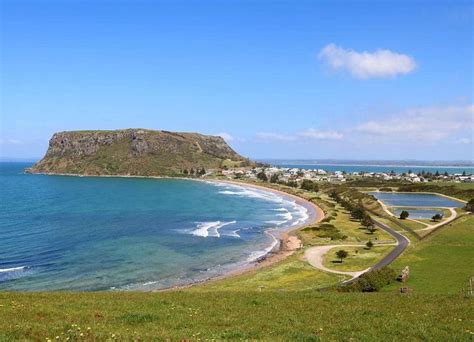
[27,129,254,176]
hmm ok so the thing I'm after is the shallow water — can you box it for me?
[0,163,311,291]
[369,192,464,208]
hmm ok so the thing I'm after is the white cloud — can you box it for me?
[256,129,343,142]
[0,139,23,145]
[256,132,297,142]
[355,104,473,142]
[216,132,234,142]
[298,129,343,140]
[319,43,417,79]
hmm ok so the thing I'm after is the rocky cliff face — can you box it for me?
[27,129,251,176]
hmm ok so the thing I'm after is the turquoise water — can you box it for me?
[0,163,311,291]
[392,208,444,219]
[369,192,464,208]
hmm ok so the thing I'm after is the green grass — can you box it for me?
[397,219,428,230]
[186,252,343,292]
[0,291,472,341]
[385,214,474,294]
[323,245,394,272]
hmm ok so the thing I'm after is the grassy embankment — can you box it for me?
[1,181,472,340]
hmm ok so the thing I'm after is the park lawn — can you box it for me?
[0,291,472,341]
[187,251,343,292]
[322,245,394,272]
[300,203,395,246]
[384,214,474,294]
[399,219,429,230]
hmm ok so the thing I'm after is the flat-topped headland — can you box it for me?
[26,129,254,176]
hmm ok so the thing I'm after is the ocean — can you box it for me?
[0,162,311,291]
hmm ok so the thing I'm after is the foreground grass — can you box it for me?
[0,291,472,341]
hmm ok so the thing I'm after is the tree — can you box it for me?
[399,210,409,220]
[257,170,268,182]
[367,225,377,234]
[300,179,319,192]
[431,213,443,222]
[351,207,365,221]
[198,168,206,176]
[183,169,189,175]
[366,240,374,249]
[465,199,474,213]
[269,173,279,183]
[462,171,466,176]
[361,215,373,228]
[444,171,449,177]
[336,249,348,263]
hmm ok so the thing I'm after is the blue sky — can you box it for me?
[1,0,473,161]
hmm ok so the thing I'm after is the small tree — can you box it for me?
[336,249,348,263]
[431,213,443,222]
[366,240,374,249]
[300,179,318,192]
[399,210,409,220]
[351,207,365,221]
[257,170,268,182]
[361,215,373,228]
[367,225,377,234]
[270,174,279,183]
[183,169,189,175]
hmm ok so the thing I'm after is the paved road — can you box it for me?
[370,219,410,270]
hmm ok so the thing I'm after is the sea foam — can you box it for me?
[192,221,237,238]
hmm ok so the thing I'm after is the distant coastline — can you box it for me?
[259,159,474,168]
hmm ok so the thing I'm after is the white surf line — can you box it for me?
[192,221,237,238]
[0,266,27,273]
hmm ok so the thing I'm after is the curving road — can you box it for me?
[305,218,410,281]
[370,219,410,270]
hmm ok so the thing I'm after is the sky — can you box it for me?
[1,0,473,161]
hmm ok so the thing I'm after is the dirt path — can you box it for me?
[304,244,371,279]
[416,208,457,231]
[304,241,398,281]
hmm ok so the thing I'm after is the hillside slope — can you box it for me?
[27,129,251,176]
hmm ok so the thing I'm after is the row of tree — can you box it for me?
[182,168,206,176]
[329,191,377,234]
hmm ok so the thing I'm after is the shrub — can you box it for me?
[342,267,397,292]
[300,179,319,192]
[465,199,474,213]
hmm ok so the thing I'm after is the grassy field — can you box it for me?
[385,214,474,294]
[0,291,472,341]
[186,252,344,292]
[322,245,394,272]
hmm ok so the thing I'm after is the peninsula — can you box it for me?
[26,129,253,176]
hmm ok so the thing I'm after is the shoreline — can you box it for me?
[25,171,325,291]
